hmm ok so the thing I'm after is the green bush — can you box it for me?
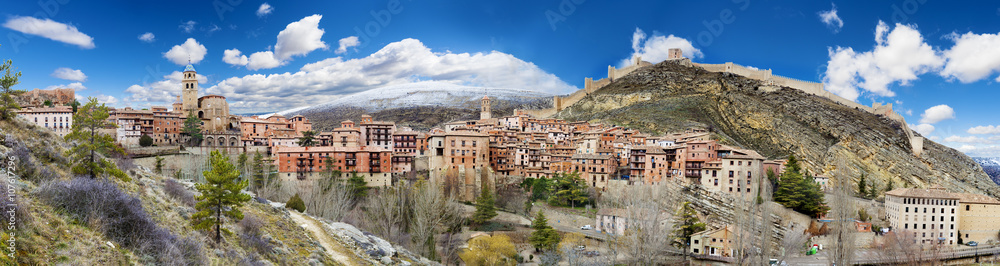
[139,134,153,147]
[286,194,306,213]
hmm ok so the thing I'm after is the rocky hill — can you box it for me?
[286,82,552,131]
[554,60,999,197]
[0,117,433,265]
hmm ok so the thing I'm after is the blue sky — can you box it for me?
[1,0,999,156]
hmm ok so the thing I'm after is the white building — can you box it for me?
[885,187,959,245]
[17,106,73,137]
[115,117,142,147]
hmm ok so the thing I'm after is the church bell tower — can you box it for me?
[181,63,198,114]
[480,95,491,120]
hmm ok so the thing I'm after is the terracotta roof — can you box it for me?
[885,188,960,199]
[956,193,1000,204]
[572,154,613,160]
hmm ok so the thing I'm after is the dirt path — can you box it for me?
[287,211,357,266]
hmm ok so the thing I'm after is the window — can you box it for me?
[967,205,970,211]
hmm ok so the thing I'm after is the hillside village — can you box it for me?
[9,49,1000,265]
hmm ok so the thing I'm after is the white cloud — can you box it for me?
[50,67,87,82]
[990,136,1000,141]
[222,49,249,66]
[929,136,940,141]
[968,125,1000,135]
[123,71,206,106]
[911,123,935,136]
[274,14,327,61]
[179,21,196,33]
[163,38,208,66]
[939,32,1000,83]
[139,32,155,43]
[247,51,284,70]
[944,135,991,144]
[173,38,577,113]
[226,15,328,70]
[257,3,273,17]
[818,3,844,33]
[90,94,118,105]
[44,82,86,91]
[2,16,95,49]
[951,143,1000,157]
[336,36,360,54]
[619,28,702,68]
[822,21,943,101]
[919,104,955,124]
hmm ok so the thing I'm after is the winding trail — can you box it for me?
[287,211,357,266]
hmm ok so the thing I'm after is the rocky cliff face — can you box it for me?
[556,60,999,197]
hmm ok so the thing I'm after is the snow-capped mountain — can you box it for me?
[974,157,1000,185]
[272,81,554,116]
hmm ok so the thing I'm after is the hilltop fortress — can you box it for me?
[524,48,923,156]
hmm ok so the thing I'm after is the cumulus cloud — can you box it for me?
[123,71,207,106]
[274,15,327,61]
[968,125,1000,135]
[919,105,955,124]
[172,38,577,113]
[247,51,284,70]
[336,36,360,54]
[2,16,95,49]
[139,32,155,43]
[163,38,208,66]
[44,82,86,91]
[225,15,327,70]
[911,123,935,136]
[952,144,1000,157]
[619,28,702,68]
[257,3,274,17]
[940,32,1000,83]
[222,49,249,66]
[179,21,196,33]
[818,3,844,33]
[50,67,87,82]
[822,21,943,101]
[944,135,991,144]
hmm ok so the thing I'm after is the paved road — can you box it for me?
[782,245,1000,265]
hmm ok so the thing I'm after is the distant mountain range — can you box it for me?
[275,81,554,131]
[974,157,1000,185]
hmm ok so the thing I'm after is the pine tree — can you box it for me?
[773,155,828,217]
[529,211,560,251]
[154,155,164,174]
[346,172,369,200]
[192,150,252,243]
[65,97,127,180]
[549,172,590,208]
[672,202,707,249]
[857,173,868,198]
[298,130,317,147]
[472,185,498,225]
[182,114,203,146]
[885,180,895,193]
[0,59,23,120]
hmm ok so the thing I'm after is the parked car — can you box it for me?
[580,225,593,230]
[574,245,586,251]
[968,241,978,247]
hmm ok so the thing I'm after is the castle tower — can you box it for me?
[480,95,491,120]
[181,64,198,114]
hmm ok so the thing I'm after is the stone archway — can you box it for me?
[218,137,225,146]
[205,136,214,146]
[230,137,238,147]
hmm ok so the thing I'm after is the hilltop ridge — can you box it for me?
[551,59,999,197]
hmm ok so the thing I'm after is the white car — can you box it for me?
[580,225,593,230]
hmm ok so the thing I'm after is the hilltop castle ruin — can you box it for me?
[525,48,924,156]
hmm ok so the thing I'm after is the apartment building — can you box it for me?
[17,105,73,137]
[885,187,959,245]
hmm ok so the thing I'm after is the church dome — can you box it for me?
[184,64,196,72]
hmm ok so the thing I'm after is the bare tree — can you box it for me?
[776,227,810,265]
[827,174,857,266]
[302,177,354,222]
[411,180,459,260]
[877,229,920,265]
[362,183,409,242]
[731,173,775,266]
[600,182,683,265]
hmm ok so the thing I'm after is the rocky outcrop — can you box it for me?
[555,60,1000,198]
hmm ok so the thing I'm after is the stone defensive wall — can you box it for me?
[695,62,923,156]
[520,57,661,118]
